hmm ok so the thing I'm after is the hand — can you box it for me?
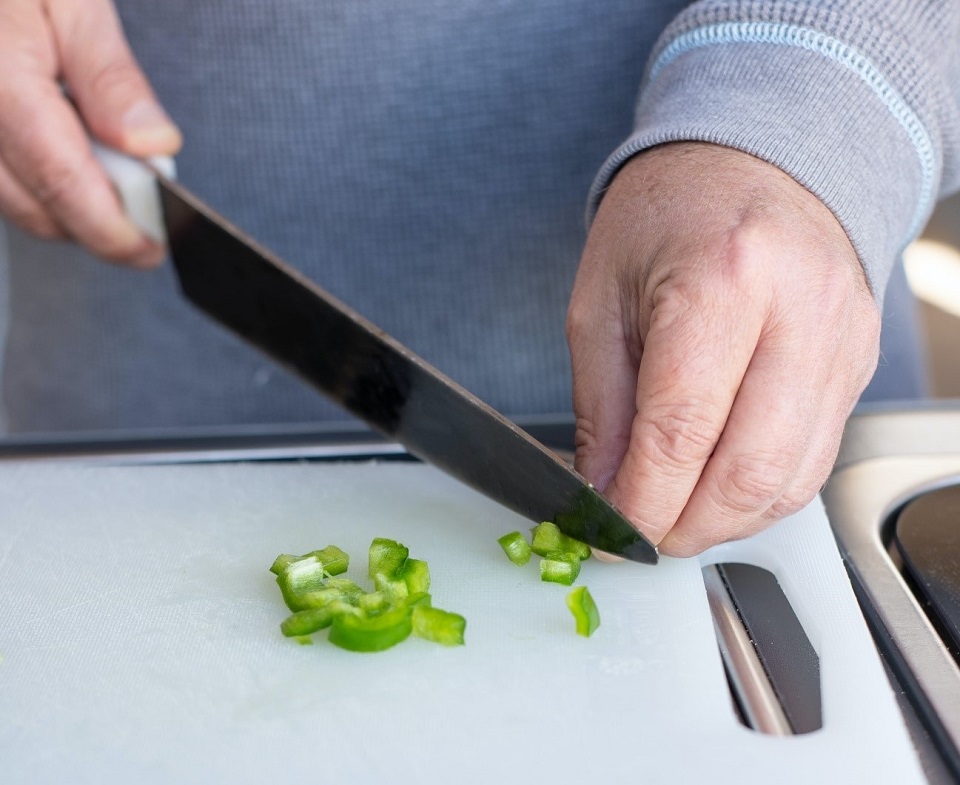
[0,0,181,266]
[568,142,881,557]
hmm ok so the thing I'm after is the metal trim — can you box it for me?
[824,455,960,778]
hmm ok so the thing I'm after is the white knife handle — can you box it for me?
[90,141,176,245]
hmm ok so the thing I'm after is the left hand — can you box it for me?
[567,142,881,557]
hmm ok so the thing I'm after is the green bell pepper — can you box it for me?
[566,586,600,637]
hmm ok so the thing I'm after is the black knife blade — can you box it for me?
[156,174,657,564]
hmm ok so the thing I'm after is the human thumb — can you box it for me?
[52,0,181,156]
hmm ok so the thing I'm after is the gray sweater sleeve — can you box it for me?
[588,0,960,301]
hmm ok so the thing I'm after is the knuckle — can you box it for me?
[766,460,833,520]
[649,276,701,328]
[715,451,794,515]
[767,483,820,520]
[15,209,61,240]
[659,529,710,558]
[639,404,722,469]
[32,155,85,212]
[87,59,146,101]
[573,414,601,452]
[573,415,625,490]
[715,226,769,289]
[0,188,61,238]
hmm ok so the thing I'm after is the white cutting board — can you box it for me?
[0,461,923,784]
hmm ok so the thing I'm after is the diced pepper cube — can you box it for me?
[531,521,591,561]
[539,554,581,586]
[281,600,364,637]
[399,558,431,594]
[269,553,301,576]
[312,545,350,576]
[368,538,409,580]
[530,521,564,557]
[412,605,466,646]
[276,555,327,611]
[566,586,601,637]
[405,592,432,610]
[374,573,409,601]
[324,576,364,603]
[280,606,338,637]
[358,590,391,615]
[497,531,532,566]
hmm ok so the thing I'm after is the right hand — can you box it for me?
[0,0,181,266]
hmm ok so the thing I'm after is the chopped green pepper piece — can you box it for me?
[311,545,350,576]
[565,538,591,562]
[358,590,390,614]
[276,555,327,611]
[539,553,581,586]
[497,531,532,566]
[295,588,341,609]
[368,538,409,580]
[530,521,591,561]
[269,553,300,575]
[566,586,600,637]
[296,583,362,610]
[412,605,466,646]
[405,591,432,610]
[281,600,362,637]
[324,576,364,601]
[270,545,351,578]
[530,521,563,556]
[398,558,431,594]
[328,605,414,652]
[280,607,337,636]
[374,573,409,601]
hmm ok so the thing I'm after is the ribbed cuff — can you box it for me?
[588,21,938,302]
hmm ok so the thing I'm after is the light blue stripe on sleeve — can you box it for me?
[650,21,935,253]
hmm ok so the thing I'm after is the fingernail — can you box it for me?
[591,548,624,563]
[122,100,182,151]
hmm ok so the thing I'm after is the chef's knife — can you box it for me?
[94,145,657,564]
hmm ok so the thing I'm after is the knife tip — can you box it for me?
[622,539,659,565]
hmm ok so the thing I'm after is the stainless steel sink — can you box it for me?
[824,405,960,784]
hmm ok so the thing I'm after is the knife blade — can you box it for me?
[95,146,657,564]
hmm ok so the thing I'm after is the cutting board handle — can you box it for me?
[90,141,176,246]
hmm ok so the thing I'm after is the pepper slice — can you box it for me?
[412,605,466,646]
[497,531,532,566]
[358,590,390,615]
[328,604,414,652]
[312,545,350,576]
[530,521,591,561]
[280,600,361,637]
[368,538,409,580]
[371,549,409,599]
[276,555,327,611]
[269,553,301,576]
[398,558,431,594]
[296,577,364,610]
[539,553,581,586]
[269,545,350,578]
[566,585,601,637]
